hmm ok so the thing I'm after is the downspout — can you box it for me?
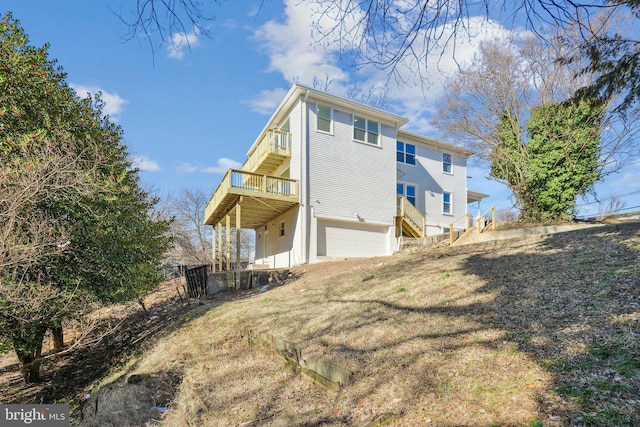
[301,90,310,264]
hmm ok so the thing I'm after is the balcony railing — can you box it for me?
[242,129,291,174]
[205,169,298,226]
[397,196,425,238]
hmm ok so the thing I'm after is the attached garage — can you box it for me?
[317,219,390,258]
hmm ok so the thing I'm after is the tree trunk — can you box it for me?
[138,298,149,317]
[12,326,47,383]
[51,323,64,352]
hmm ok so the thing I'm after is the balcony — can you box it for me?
[204,169,299,228]
[396,196,426,238]
[242,129,291,174]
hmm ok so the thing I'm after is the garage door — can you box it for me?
[317,220,389,258]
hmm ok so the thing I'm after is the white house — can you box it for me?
[204,84,487,269]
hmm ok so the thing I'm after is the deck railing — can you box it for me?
[449,213,471,245]
[476,205,497,232]
[243,129,291,172]
[397,196,425,237]
[205,169,298,222]
[449,206,497,244]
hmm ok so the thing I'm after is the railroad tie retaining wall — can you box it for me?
[241,327,351,392]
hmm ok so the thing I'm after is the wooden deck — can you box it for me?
[242,129,291,174]
[204,169,299,228]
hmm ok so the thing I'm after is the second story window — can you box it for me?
[397,141,416,165]
[354,115,379,145]
[443,153,452,174]
[317,105,332,133]
[279,221,286,237]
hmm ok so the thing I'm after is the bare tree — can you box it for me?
[433,35,637,220]
[113,0,219,54]
[598,194,626,217]
[117,1,639,111]
[166,188,212,267]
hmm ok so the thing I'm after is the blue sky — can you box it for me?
[3,1,639,217]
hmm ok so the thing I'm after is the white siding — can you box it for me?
[396,135,469,235]
[306,99,397,226]
[253,206,302,268]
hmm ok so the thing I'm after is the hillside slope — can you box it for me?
[81,222,640,426]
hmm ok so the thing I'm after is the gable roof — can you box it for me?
[245,84,474,158]
[398,129,474,157]
[246,84,409,155]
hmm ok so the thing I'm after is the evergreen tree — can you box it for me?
[0,13,171,383]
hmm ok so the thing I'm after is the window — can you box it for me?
[397,183,417,206]
[279,221,285,237]
[443,153,452,174]
[396,141,416,165]
[443,192,452,215]
[317,105,332,133]
[354,115,379,145]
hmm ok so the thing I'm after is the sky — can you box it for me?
[3,0,639,218]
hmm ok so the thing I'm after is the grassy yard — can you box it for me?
[78,222,639,426]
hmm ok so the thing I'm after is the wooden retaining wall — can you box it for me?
[241,327,352,392]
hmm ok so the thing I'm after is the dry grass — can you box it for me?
[97,221,637,426]
[0,222,623,425]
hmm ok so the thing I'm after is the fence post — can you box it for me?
[449,222,454,245]
[492,206,496,230]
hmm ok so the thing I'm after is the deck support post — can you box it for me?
[235,200,242,288]
[225,214,231,272]
[217,223,222,272]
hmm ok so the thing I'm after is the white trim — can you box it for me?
[396,141,417,166]
[442,152,453,175]
[353,114,380,146]
[246,84,408,155]
[315,103,333,135]
[354,139,383,149]
[398,129,474,156]
[442,190,453,215]
[396,181,418,207]
[314,213,393,227]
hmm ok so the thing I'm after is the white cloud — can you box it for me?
[176,162,200,174]
[177,158,241,174]
[252,0,350,88]
[244,87,289,114]
[251,0,530,133]
[70,84,128,120]
[201,157,242,173]
[130,155,161,171]
[167,28,200,60]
